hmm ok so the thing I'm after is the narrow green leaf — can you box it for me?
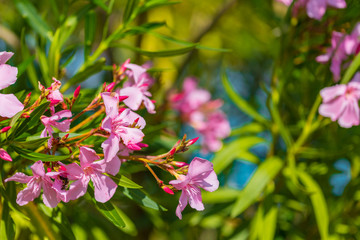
[9,111,23,128]
[85,10,97,60]
[222,71,269,126]
[95,201,126,228]
[230,123,265,136]
[121,187,167,211]
[115,208,138,236]
[20,28,38,89]
[261,206,278,240]
[202,188,241,203]
[212,136,264,174]
[11,146,71,162]
[17,55,35,77]
[297,171,329,240]
[138,0,180,14]
[231,157,283,217]
[112,43,196,57]
[341,51,360,84]
[12,138,49,149]
[62,58,106,92]
[113,175,143,189]
[123,0,139,24]
[15,0,53,40]
[0,200,15,240]
[91,0,109,12]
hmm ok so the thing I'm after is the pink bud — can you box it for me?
[0,126,11,133]
[74,85,81,98]
[24,92,32,106]
[106,82,116,92]
[0,149,12,162]
[118,96,128,102]
[59,165,67,172]
[120,59,131,73]
[47,167,52,172]
[151,100,156,104]
[187,137,199,146]
[137,143,148,148]
[127,144,142,151]
[133,118,139,125]
[173,161,188,168]
[162,186,174,195]
[62,133,69,140]
[169,147,176,155]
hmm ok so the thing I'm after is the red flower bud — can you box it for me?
[59,165,67,172]
[186,137,199,146]
[0,126,11,133]
[169,147,176,155]
[173,161,188,168]
[162,186,174,195]
[74,85,81,98]
[106,82,116,92]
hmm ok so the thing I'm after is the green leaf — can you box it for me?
[85,10,97,60]
[62,58,106,92]
[9,111,23,128]
[13,101,50,138]
[121,187,167,211]
[112,43,196,57]
[0,200,15,240]
[212,136,264,174]
[261,206,278,240]
[11,146,71,162]
[20,28,38,89]
[15,0,53,40]
[231,157,283,217]
[297,171,329,240]
[113,175,143,189]
[202,188,241,203]
[17,55,35,77]
[341,51,360,84]
[138,0,180,14]
[115,208,138,236]
[95,201,126,228]
[91,0,109,12]
[222,71,269,126]
[12,138,49,149]
[123,0,139,24]
[230,122,265,136]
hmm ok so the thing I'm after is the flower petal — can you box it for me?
[16,179,41,206]
[175,190,189,220]
[186,185,204,211]
[0,52,14,64]
[119,86,143,111]
[79,147,100,167]
[5,172,32,183]
[102,92,119,119]
[42,181,60,208]
[67,176,90,201]
[102,134,120,163]
[91,172,118,203]
[306,0,327,20]
[0,93,24,118]
[0,64,17,90]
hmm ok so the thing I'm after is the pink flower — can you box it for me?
[39,78,64,114]
[0,148,12,161]
[118,62,156,113]
[169,157,219,219]
[5,161,60,207]
[65,147,118,203]
[277,0,346,20]
[316,25,360,82]
[319,74,360,128]
[41,110,72,148]
[0,51,24,118]
[101,92,146,170]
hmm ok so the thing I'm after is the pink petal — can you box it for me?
[319,84,346,103]
[183,77,198,93]
[79,147,100,167]
[42,181,60,208]
[102,92,119,119]
[119,87,143,111]
[50,110,72,121]
[119,127,144,147]
[65,163,84,180]
[5,172,32,183]
[67,176,90,201]
[0,52,14,64]
[124,63,147,84]
[16,179,41,206]
[0,93,24,118]
[0,148,12,161]
[337,98,360,128]
[31,161,46,177]
[119,109,146,129]
[327,0,346,8]
[316,52,331,63]
[143,97,156,114]
[306,0,327,20]
[0,64,17,90]
[186,185,204,211]
[102,134,120,163]
[319,96,347,121]
[101,115,113,133]
[53,119,71,132]
[93,157,121,176]
[175,190,189,220]
[91,172,118,203]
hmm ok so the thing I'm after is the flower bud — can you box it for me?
[0,126,11,133]
[172,161,188,168]
[186,137,199,146]
[106,82,116,92]
[118,96,128,102]
[0,149,12,162]
[161,185,174,195]
[74,85,81,98]
[23,92,32,106]
[169,147,176,155]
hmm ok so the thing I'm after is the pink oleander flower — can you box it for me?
[65,147,118,203]
[0,148,12,161]
[41,110,72,148]
[319,73,360,128]
[169,157,219,219]
[317,24,360,82]
[277,0,346,20]
[101,92,146,169]
[0,51,24,118]
[5,160,60,208]
[39,77,64,114]
[118,62,156,113]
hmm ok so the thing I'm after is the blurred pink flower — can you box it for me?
[5,160,60,207]
[0,148,12,161]
[39,77,64,114]
[277,0,346,20]
[169,157,219,219]
[118,62,156,113]
[0,51,24,118]
[101,92,146,170]
[41,110,72,148]
[319,74,360,128]
[316,25,360,82]
[65,147,118,203]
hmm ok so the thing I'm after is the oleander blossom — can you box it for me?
[118,61,156,113]
[316,24,360,82]
[101,92,146,171]
[277,0,346,20]
[40,110,72,148]
[169,157,219,219]
[0,148,12,161]
[0,51,24,118]
[63,147,118,203]
[319,73,360,128]
[5,160,60,207]
[170,77,230,152]
[39,77,64,114]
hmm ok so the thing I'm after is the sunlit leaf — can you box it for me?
[121,187,167,211]
[11,146,71,162]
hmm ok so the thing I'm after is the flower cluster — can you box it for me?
[277,0,346,20]
[170,77,230,153]
[1,56,219,219]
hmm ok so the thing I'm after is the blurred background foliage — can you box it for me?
[2,0,360,239]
